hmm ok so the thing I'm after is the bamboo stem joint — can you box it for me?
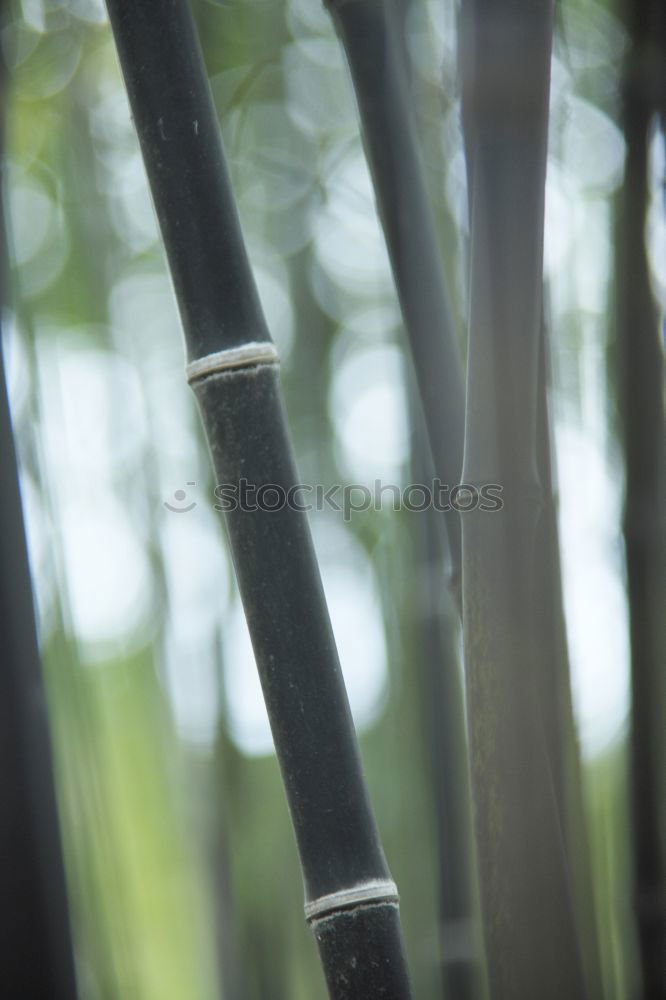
[186,341,280,384]
[304,879,399,924]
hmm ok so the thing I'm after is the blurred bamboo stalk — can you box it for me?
[462,17,600,983]
[459,2,587,996]
[0,346,80,1000]
[410,402,483,1000]
[103,1,414,996]
[617,3,666,995]
[325,0,465,600]
[327,3,482,993]
[533,326,603,1000]
[0,17,79,995]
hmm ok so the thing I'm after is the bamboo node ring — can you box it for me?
[186,341,280,383]
[304,879,399,924]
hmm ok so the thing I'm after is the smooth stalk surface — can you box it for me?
[412,418,482,1000]
[104,2,414,996]
[460,2,587,996]
[326,0,465,596]
[329,5,479,991]
[534,328,603,1000]
[618,4,666,994]
[0,22,79,994]
[0,348,79,998]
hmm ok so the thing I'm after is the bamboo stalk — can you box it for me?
[411,411,482,1000]
[327,3,480,989]
[533,326,603,1000]
[459,2,587,996]
[325,0,465,599]
[0,22,79,993]
[103,2,414,995]
[0,346,80,999]
[617,4,666,994]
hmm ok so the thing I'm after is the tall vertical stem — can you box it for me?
[411,412,482,1000]
[326,0,465,597]
[534,327,603,1000]
[327,5,481,991]
[618,4,666,994]
[103,2,414,996]
[0,14,79,993]
[460,2,587,996]
[0,348,80,1000]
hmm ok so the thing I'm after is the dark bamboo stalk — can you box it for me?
[325,0,465,598]
[617,4,666,994]
[0,20,79,994]
[459,2,587,996]
[0,347,80,1000]
[103,2,414,996]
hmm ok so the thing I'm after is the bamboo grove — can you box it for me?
[1,0,664,998]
